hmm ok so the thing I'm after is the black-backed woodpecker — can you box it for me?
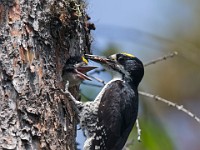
[70,53,144,150]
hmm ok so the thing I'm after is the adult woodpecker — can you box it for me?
[69,53,144,150]
[62,56,96,87]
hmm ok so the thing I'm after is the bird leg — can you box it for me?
[54,81,84,120]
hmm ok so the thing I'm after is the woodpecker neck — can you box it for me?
[110,69,139,89]
[126,68,144,88]
[112,71,123,80]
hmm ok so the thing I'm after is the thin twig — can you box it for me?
[84,72,200,124]
[136,119,141,142]
[144,51,178,67]
[139,91,200,124]
[88,52,178,74]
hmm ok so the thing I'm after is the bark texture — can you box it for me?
[0,0,94,149]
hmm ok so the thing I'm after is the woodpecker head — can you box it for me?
[85,53,144,87]
[62,56,96,87]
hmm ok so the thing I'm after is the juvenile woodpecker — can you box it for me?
[62,56,96,87]
[70,53,144,150]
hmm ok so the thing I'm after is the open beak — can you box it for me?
[75,66,97,81]
[84,54,115,65]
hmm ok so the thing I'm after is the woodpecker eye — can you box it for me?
[116,54,126,65]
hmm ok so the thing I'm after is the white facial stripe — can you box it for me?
[109,54,117,60]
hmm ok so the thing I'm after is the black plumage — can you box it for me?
[73,53,144,150]
[91,80,138,150]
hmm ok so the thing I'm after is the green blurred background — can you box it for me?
[77,0,200,150]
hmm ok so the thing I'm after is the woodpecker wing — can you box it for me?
[91,80,138,150]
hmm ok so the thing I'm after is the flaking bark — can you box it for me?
[0,0,94,149]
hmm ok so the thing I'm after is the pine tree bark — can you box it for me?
[0,0,93,149]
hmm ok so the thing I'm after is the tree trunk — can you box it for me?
[0,0,93,149]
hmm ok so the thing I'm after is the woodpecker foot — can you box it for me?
[52,82,83,118]
[64,81,83,109]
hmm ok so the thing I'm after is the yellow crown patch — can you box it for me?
[121,53,135,58]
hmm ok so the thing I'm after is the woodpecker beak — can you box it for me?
[75,66,97,81]
[84,54,115,65]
